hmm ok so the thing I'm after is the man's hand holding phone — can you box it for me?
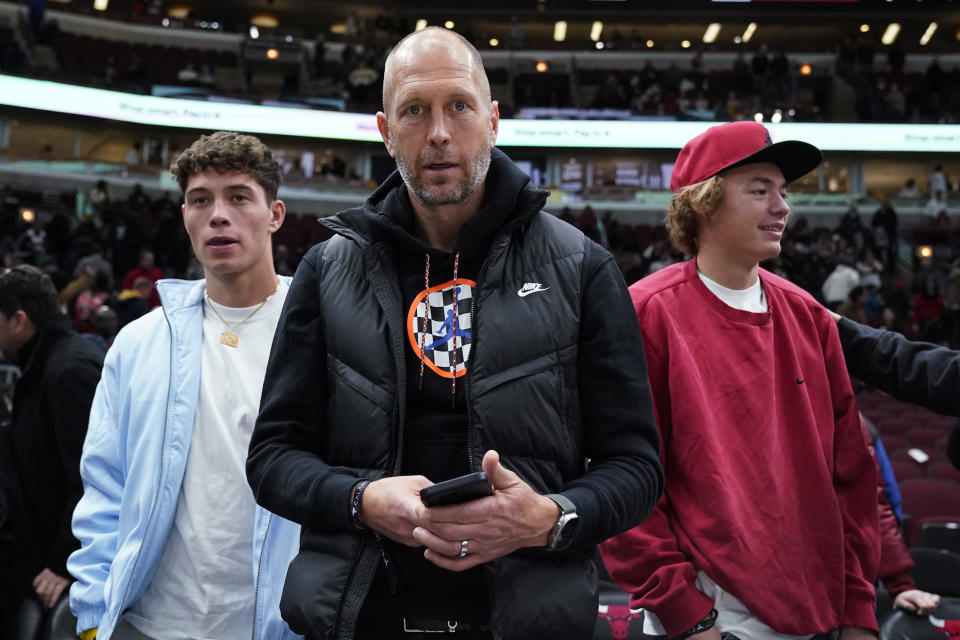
[413,450,561,572]
[357,474,432,547]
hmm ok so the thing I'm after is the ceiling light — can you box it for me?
[771,110,783,123]
[881,23,900,45]
[554,21,567,42]
[266,48,279,60]
[595,41,604,50]
[536,60,548,73]
[646,40,654,48]
[590,21,603,42]
[489,38,499,47]
[703,23,721,44]
[800,63,812,75]
[920,22,937,45]
[415,19,427,31]
[251,14,278,28]
[754,112,763,122]
[742,22,757,43]
[249,26,259,38]
[93,0,108,10]
[20,208,35,223]
[919,245,933,259]
[860,24,870,33]
[161,17,169,26]
[444,20,455,29]
[733,36,742,44]
[681,40,691,49]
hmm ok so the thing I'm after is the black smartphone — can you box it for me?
[420,471,493,507]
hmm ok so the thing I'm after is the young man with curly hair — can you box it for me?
[68,132,301,640]
[601,121,881,640]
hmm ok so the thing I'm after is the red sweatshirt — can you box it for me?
[601,258,880,637]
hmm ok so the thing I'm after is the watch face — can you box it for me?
[554,512,580,549]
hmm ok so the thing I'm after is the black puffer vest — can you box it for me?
[284,193,600,639]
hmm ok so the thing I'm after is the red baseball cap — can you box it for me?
[669,121,822,192]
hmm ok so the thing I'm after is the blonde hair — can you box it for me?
[665,175,725,255]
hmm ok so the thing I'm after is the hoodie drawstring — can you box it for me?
[418,254,430,390]
[450,252,460,408]
[417,251,462,407]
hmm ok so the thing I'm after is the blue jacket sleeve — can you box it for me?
[872,439,903,523]
[67,350,124,635]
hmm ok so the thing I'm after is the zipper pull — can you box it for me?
[372,531,398,594]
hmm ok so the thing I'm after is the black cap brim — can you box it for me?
[725,140,823,183]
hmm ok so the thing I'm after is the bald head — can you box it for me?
[382,27,491,117]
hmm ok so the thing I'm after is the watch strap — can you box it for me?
[545,493,575,514]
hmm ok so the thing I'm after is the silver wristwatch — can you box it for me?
[545,494,579,551]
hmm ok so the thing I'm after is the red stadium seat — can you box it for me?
[908,427,950,448]
[899,478,960,546]
[899,409,945,427]
[928,462,960,485]
[876,418,915,438]
[880,435,908,454]
[892,460,926,482]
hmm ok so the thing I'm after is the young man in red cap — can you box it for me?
[601,121,880,640]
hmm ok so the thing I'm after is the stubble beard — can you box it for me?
[391,128,492,208]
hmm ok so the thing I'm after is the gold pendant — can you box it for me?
[220,331,239,347]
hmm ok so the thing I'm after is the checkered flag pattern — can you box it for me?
[409,281,474,378]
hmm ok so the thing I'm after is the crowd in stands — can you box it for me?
[2,7,958,124]
[2,174,958,364]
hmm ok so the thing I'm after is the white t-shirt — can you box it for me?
[126,281,288,640]
[698,270,768,313]
[642,572,814,640]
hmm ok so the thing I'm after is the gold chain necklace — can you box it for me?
[204,279,280,347]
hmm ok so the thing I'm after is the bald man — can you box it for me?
[247,27,663,640]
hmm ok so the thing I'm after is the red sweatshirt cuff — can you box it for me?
[646,582,716,638]
[882,572,916,600]
[842,591,879,633]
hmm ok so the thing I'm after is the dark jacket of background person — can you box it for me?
[9,314,104,581]
[247,152,663,639]
[837,317,960,469]
[0,423,30,621]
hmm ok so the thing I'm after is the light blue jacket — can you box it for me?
[68,279,301,640]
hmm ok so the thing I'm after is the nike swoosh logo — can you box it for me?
[517,285,549,297]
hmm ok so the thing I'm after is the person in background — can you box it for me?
[120,249,162,308]
[831,313,960,471]
[860,417,939,616]
[0,265,104,616]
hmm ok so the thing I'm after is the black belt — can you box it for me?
[398,617,490,634]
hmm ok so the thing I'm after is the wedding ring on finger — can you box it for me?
[458,539,469,558]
